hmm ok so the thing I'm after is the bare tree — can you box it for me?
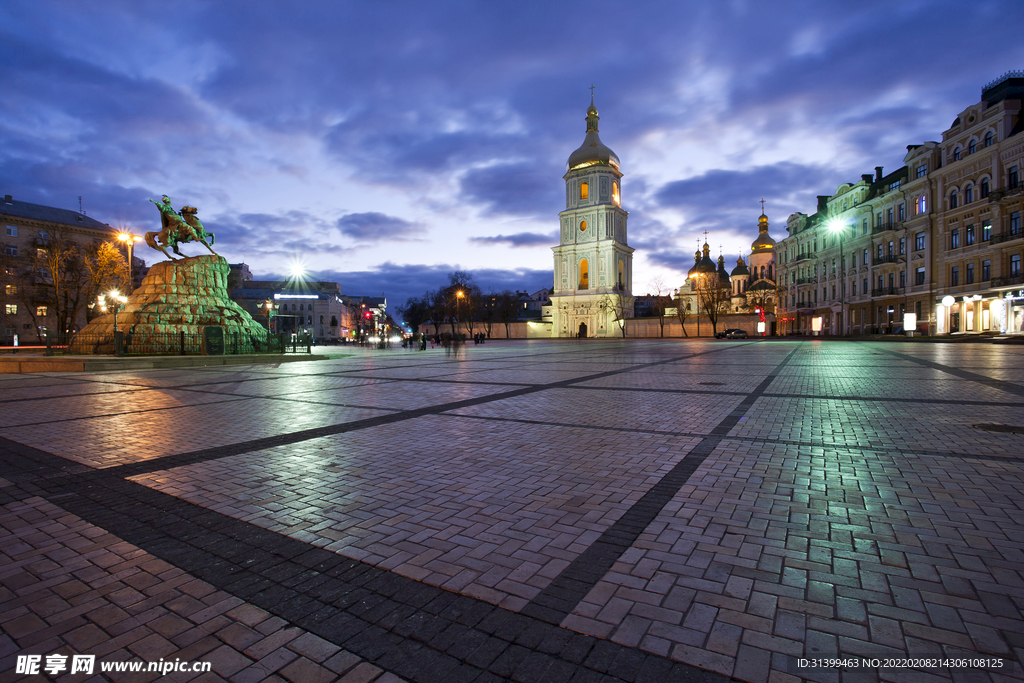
[647,277,673,338]
[693,271,731,337]
[599,294,629,338]
[742,281,778,315]
[493,290,517,338]
[674,289,691,337]
[19,227,127,340]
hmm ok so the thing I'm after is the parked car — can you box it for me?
[715,328,748,339]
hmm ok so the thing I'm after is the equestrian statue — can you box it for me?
[146,196,219,260]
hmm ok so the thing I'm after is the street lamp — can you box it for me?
[118,232,144,292]
[827,218,850,336]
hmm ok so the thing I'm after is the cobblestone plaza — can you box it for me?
[2,339,1023,683]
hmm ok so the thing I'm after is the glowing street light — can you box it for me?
[118,232,144,292]
[827,218,850,336]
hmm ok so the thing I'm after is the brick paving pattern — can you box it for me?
[1,339,1023,683]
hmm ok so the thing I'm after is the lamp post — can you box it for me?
[827,218,850,336]
[118,233,144,292]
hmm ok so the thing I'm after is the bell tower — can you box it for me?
[550,93,634,337]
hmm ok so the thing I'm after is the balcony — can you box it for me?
[992,275,1024,288]
[871,286,902,297]
[795,278,814,285]
[990,230,1023,245]
[872,255,902,266]
[988,183,1023,203]
[871,221,902,235]
[790,253,812,263]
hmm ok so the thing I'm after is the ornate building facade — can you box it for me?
[776,72,1024,336]
[550,97,634,337]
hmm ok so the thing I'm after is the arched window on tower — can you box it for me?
[579,220,587,232]
[579,259,589,289]
[580,182,589,200]
[768,264,773,280]
[612,182,620,206]
[617,260,624,290]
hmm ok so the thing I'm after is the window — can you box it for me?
[36,248,46,258]
[5,285,16,296]
[983,220,991,241]
[5,304,16,314]
[319,315,324,324]
[291,303,296,311]
[852,281,857,295]
[579,220,587,232]
[863,277,869,293]
[949,190,958,209]
[966,263,974,285]
[298,303,304,311]
[898,204,905,221]
[37,230,48,242]
[612,182,620,206]
[964,184,973,204]
[36,306,47,317]
[953,147,961,161]
[862,219,868,235]
[1011,212,1021,236]
[899,271,906,288]
[5,225,16,237]
[4,246,16,257]
[887,208,894,226]
[877,244,883,259]
[1010,166,1020,189]
[982,260,990,280]
[580,182,588,200]
[1012,255,1021,277]
[916,164,927,178]
[831,285,836,299]
[985,132,994,147]
[968,140,977,154]
[307,315,312,324]
[950,229,960,249]
[899,238,906,255]
[917,194,927,214]
[915,233,925,251]
[876,212,882,228]
[951,266,959,286]
[915,267,926,286]
[579,259,589,289]
[888,241,894,257]
[980,177,990,199]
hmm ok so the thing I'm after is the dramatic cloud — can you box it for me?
[2,0,1022,297]
[470,232,556,248]
[459,162,563,218]
[336,212,419,241]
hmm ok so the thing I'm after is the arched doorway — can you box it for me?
[578,322,588,338]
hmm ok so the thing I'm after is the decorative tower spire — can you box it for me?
[586,88,600,132]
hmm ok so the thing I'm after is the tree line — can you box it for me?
[398,271,532,339]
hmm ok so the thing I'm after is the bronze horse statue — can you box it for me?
[145,196,219,260]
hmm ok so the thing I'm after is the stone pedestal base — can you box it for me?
[71,255,267,354]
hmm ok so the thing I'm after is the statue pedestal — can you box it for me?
[72,255,267,354]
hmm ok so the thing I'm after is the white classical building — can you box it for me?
[549,97,634,337]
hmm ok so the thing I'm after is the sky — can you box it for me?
[3,0,1024,313]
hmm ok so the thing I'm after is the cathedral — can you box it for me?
[676,209,778,318]
[549,96,634,337]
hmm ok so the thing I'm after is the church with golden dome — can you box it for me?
[549,95,634,337]
[676,208,778,321]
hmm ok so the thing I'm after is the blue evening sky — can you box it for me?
[2,1,1023,309]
